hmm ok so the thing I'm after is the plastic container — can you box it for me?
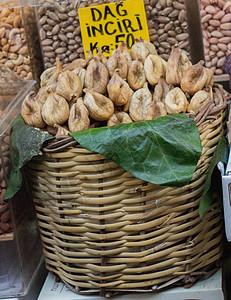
[0,0,44,87]
[34,0,192,69]
[0,65,43,298]
[199,0,231,76]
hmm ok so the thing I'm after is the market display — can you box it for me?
[21,40,222,136]
[1,0,231,297]
[200,0,231,75]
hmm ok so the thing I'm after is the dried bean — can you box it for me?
[48,11,59,22]
[52,24,60,35]
[215,68,223,75]
[213,10,225,19]
[173,2,185,10]
[211,56,218,66]
[221,13,231,23]
[217,56,226,67]
[42,39,53,46]
[161,7,173,16]
[220,23,231,30]
[201,14,212,23]
[167,37,177,44]
[43,24,52,31]
[221,30,231,36]
[158,33,168,42]
[47,19,57,26]
[208,37,218,44]
[205,5,217,14]
[209,19,220,26]
[217,50,224,57]
[58,13,68,20]
[210,44,219,52]
[223,1,231,12]
[176,33,188,41]
[218,0,226,9]
[219,36,230,43]
[211,30,223,38]
[217,43,228,51]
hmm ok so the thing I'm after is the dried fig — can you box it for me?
[142,39,157,56]
[123,96,132,113]
[68,97,90,132]
[180,61,210,95]
[146,100,167,120]
[187,90,211,112]
[84,58,109,94]
[35,87,48,105]
[95,48,108,66]
[55,125,70,137]
[129,83,152,121]
[21,91,46,128]
[144,54,165,86]
[42,92,69,126]
[130,39,157,63]
[83,88,114,121]
[153,77,170,103]
[107,111,132,126]
[46,125,58,135]
[107,70,134,106]
[45,58,63,87]
[164,87,188,114]
[56,70,82,102]
[112,42,132,66]
[107,50,128,80]
[35,83,57,105]
[166,48,192,85]
[127,60,146,91]
[72,68,86,88]
[64,58,88,71]
[40,66,56,87]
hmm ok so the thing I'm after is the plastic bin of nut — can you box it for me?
[0,65,43,298]
[199,0,231,79]
[35,0,194,69]
[0,0,44,87]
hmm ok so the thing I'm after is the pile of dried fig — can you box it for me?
[21,39,218,136]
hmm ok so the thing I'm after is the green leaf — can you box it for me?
[199,136,229,217]
[4,114,54,200]
[70,114,202,187]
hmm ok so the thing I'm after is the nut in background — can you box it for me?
[0,0,44,90]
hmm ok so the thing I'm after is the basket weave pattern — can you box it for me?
[25,109,226,296]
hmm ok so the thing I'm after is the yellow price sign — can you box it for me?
[78,0,150,57]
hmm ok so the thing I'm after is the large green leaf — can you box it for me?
[4,114,54,200]
[70,114,202,187]
[199,136,229,217]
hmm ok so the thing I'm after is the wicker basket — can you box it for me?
[25,85,228,297]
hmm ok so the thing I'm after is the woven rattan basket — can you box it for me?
[25,84,229,297]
